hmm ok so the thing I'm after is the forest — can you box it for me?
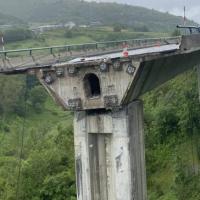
[0,0,196,32]
[0,0,200,199]
[1,61,200,200]
[0,35,200,200]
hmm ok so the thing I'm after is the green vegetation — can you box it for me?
[0,61,200,200]
[0,75,75,200]
[3,28,34,43]
[4,27,169,50]
[0,0,196,32]
[171,29,181,37]
[144,70,200,200]
[0,5,199,199]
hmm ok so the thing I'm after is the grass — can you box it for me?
[1,27,180,200]
[4,26,171,50]
[5,36,94,50]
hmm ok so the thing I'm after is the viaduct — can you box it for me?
[0,34,200,200]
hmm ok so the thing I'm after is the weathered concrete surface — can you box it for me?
[2,35,200,111]
[74,100,146,200]
[180,34,200,51]
[32,34,200,111]
[123,48,200,103]
[67,44,179,64]
[2,34,200,200]
[37,58,137,111]
[128,101,147,200]
[36,43,178,111]
[0,37,180,74]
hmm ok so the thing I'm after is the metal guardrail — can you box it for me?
[0,36,181,73]
[0,36,181,55]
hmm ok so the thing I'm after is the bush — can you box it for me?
[113,24,124,32]
[64,29,73,38]
[171,29,181,36]
[134,25,149,32]
[64,27,83,38]
[29,86,47,113]
[3,28,34,43]
[155,107,180,144]
[0,75,25,115]
[40,171,76,200]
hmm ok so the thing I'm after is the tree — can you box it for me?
[113,24,123,32]
[171,29,181,36]
[64,29,73,38]
[134,25,149,32]
[3,28,34,43]
[29,86,47,113]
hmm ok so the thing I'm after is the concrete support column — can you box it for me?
[74,100,147,200]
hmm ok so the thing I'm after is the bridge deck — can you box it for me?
[0,37,180,74]
[68,44,180,65]
[1,34,200,107]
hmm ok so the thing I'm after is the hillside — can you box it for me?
[143,71,200,200]
[0,1,199,199]
[0,65,200,200]
[0,12,23,25]
[0,0,196,32]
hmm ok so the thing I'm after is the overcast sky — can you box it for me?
[86,0,200,23]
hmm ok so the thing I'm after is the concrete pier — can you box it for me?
[3,34,200,200]
[74,100,147,200]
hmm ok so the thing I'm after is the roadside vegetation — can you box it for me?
[0,24,199,200]
[3,26,169,50]
[0,0,196,33]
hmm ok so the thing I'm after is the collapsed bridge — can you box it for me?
[1,34,200,200]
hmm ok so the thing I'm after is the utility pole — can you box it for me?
[184,6,186,26]
[184,6,187,35]
[0,33,5,51]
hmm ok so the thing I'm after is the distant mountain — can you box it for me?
[0,0,196,32]
[0,12,24,25]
